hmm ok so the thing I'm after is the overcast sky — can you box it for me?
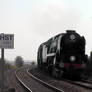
[0,0,92,61]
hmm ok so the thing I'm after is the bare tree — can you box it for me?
[15,56,24,68]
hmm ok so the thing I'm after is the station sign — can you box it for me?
[0,33,14,49]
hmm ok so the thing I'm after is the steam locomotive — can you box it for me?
[37,30,87,78]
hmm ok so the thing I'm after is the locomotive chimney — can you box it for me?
[66,30,76,33]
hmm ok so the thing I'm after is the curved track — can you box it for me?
[28,66,92,92]
[15,67,63,92]
[15,68,33,92]
[15,66,92,92]
[27,67,83,92]
[27,69,64,92]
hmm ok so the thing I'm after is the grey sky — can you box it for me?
[0,0,92,61]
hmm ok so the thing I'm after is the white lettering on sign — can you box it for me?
[0,34,14,49]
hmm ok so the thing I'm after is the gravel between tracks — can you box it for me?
[29,67,92,92]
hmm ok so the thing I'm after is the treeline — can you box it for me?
[83,51,92,78]
[4,56,24,71]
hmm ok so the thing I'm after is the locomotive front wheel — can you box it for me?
[52,68,63,78]
[52,68,58,78]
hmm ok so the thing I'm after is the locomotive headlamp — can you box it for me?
[70,56,76,62]
[70,34,75,40]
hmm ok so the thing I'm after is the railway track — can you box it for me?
[27,68,82,92]
[15,67,64,92]
[81,79,92,84]
[28,66,92,92]
[15,67,32,92]
[80,79,92,88]
[27,69,64,92]
[61,78,92,90]
[15,65,92,92]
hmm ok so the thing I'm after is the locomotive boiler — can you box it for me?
[37,30,87,78]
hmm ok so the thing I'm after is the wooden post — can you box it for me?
[0,49,4,92]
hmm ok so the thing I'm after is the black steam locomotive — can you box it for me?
[37,30,87,78]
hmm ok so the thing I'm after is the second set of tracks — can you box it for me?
[61,78,92,90]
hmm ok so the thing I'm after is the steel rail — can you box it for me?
[81,79,92,84]
[15,68,33,92]
[61,78,92,89]
[27,69,64,92]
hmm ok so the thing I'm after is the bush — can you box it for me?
[14,56,24,68]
